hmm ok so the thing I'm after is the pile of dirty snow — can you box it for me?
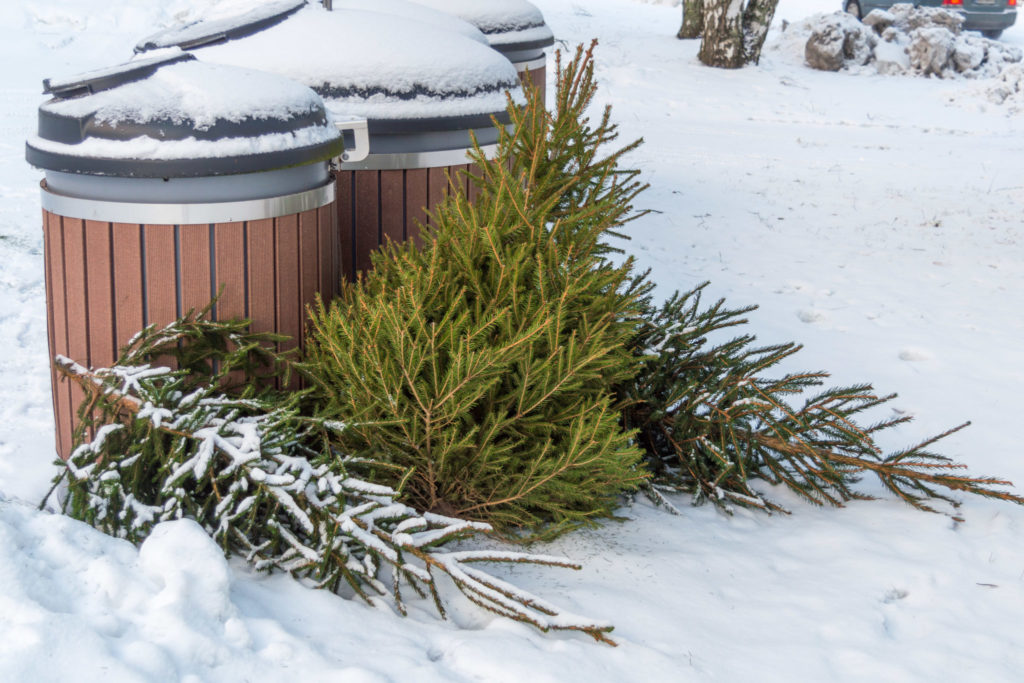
[782,5,1021,79]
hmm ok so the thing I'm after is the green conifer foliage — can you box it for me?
[304,44,648,538]
[620,283,1024,517]
[51,314,617,644]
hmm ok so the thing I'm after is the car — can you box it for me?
[843,0,1017,39]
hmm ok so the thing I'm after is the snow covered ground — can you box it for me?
[2,0,1024,680]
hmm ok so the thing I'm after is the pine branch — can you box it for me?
[52,349,615,644]
[622,282,1024,518]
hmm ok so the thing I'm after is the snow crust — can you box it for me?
[410,0,546,33]
[410,0,555,47]
[330,0,489,45]
[41,57,327,129]
[4,0,1024,680]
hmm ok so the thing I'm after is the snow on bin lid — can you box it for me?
[326,0,488,45]
[406,0,554,52]
[26,52,344,178]
[135,3,523,126]
[136,0,307,52]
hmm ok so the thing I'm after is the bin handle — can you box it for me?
[335,117,369,163]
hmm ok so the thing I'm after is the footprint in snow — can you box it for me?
[797,309,826,323]
[898,348,932,362]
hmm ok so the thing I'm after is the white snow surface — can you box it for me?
[409,0,546,32]
[329,0,489,45]
[4,0,1024,680]
[409,0,555,48]
[141,4,523,121]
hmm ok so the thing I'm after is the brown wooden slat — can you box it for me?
[179,223,212,317]
[274,214,301,360]
[298,209,319,342]
[112,223,145,351]
[214,222,246,321]
[380,169,405,247]
[274,214,301,387]
[143,224,177,329]
[336,171,354,282]
[84,220,116,372]
[427,166,447,227]
[62,218,90,444]
[44,211,72,458]
[354,170,379,276]
[317,202,335,299]
[406,168,428,247]
[467,162,483,203]
[246,218,276,337]
[42,211,60,456]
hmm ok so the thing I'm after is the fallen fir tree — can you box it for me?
[620,283,1024,519]
[48,314,615,645]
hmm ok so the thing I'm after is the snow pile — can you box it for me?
[796,5,1022,78]
[981,62,1024,109]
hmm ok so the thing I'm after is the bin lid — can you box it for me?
[135,3,522,136]
[406,0,554,56]
[318,0,490,46]
[26,52,345,178]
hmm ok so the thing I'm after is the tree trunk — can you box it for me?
[678,0,704,39]
[741,0,780,65]
[698,0,745,68]
[693,0,780,68]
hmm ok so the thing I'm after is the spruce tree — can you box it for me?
[304,44,648,538]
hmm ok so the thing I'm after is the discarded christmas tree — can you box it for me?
[304,44,649,538]
[620,282,1024,518]
[51,313,616,644]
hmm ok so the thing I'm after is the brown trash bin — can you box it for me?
[403,0,556,101]
[25,53,346,458]
[136,1,525,281]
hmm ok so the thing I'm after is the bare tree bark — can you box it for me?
[678,0,704,39]
[741,0,780,64]
[698,0,745,68]
[690,0,780,68]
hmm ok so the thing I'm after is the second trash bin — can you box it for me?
[136,1,525,280]
[26,52,346,458]
[405,0,556,100]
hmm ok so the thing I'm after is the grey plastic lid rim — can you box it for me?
[490,35,554,56]
[340,143,499,171]
[25,137,346,179]
[365,109,511,136]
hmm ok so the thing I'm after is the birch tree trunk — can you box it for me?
[678,0,704,39]
[698,0,745,68]
[741,0,779,64]
[684,0,780,69]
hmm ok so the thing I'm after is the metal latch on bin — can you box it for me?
[334,116,369,163]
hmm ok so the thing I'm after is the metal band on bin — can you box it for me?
[40,177,335,224]
[339,110,508,170]
[513,54,547,72]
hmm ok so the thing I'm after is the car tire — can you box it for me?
[982,29,1003,39]
[845,0,862,19]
